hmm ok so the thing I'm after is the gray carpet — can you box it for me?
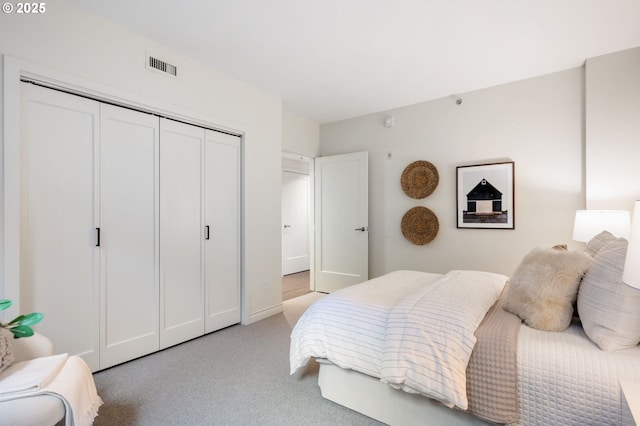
[92,297,383,425]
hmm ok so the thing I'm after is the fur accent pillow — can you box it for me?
[0,327,15,373]
[503,247,592,332]
[577,238,640,351]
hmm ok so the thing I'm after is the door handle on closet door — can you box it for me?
[205,225,210,240]
[96,228,100,247]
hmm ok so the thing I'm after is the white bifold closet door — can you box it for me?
[98,104,160,370]
[159,119,241,346]
[204,129,241,333]
[159,118,205,348]
[20,83,101,371]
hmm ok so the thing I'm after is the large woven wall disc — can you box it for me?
[401,160,439,199]
[401,206,439,245]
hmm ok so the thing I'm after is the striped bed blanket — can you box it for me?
[290,269,519,422]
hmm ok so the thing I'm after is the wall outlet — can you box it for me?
[263,280,270,290]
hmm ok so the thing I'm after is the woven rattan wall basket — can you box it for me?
[400,160,439,199]
[401,206,439,245]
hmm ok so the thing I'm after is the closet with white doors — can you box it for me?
[159,119,242,349]
[19,82,241,372]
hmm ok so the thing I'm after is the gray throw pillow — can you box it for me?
[585,230,617,257]
[577,238,640,351]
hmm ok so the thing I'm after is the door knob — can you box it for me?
[354,227,367,232]
[284,224,292,228]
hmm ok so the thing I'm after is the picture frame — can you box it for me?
[456,161,514,229]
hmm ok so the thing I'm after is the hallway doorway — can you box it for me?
[282,270,311,301]
[282,153,313,300]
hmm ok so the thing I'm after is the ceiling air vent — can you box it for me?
[147,55,177,77]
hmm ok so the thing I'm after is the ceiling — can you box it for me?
[68,0,640,124]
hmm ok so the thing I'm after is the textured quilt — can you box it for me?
[518,322,640,425]
[466,287,521,424]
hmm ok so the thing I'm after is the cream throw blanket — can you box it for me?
[0,353,103,425]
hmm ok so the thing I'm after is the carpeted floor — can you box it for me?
[92,292,383,425]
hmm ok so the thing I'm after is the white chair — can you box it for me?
[0,334,66,426]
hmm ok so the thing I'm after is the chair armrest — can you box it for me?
[12,333,54,362]
[0,394,65,426]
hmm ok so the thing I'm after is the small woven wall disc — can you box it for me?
[401,206,439,245]
[400,160,439,199]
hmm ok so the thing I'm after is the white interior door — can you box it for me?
[314,152,368,293]
[159,118,205,348]
[20,83,100,371]
[99,103,160,369]
[282,171,310,275]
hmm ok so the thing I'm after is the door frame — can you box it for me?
[1,55,248,323]
[281,151,315,292]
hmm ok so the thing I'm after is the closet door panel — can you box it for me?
[19,83,100,371]
[204,130,241,332]
[159,119,204,349]
[99,104,160,369]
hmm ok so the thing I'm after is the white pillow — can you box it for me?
[503,247,592,332]
[577,238,640,351]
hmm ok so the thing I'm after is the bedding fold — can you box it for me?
[379,270,508,410]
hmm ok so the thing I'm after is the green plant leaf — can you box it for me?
[10,312,44,326]
[0,299,12,311]
[0,299,44,338]
[10,325,34,338]
[8,314,25,325]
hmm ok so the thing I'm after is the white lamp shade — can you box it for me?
[623,201,640,289]
[572,210,631,242]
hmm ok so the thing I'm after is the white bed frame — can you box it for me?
[317,360,492,426]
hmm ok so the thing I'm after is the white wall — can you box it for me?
[282,110,320,158]
[321,68,585,278]
[0,0,283,323]
[585,46,640,211]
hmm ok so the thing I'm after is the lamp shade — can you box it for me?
[623,201,640,289]
[572,210,631,242]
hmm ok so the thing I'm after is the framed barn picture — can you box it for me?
[456,161,514,229]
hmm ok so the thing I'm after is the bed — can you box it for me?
[290,233,640,425]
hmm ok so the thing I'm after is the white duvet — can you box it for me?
[290,269,507,410]
[380,270,507,409]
